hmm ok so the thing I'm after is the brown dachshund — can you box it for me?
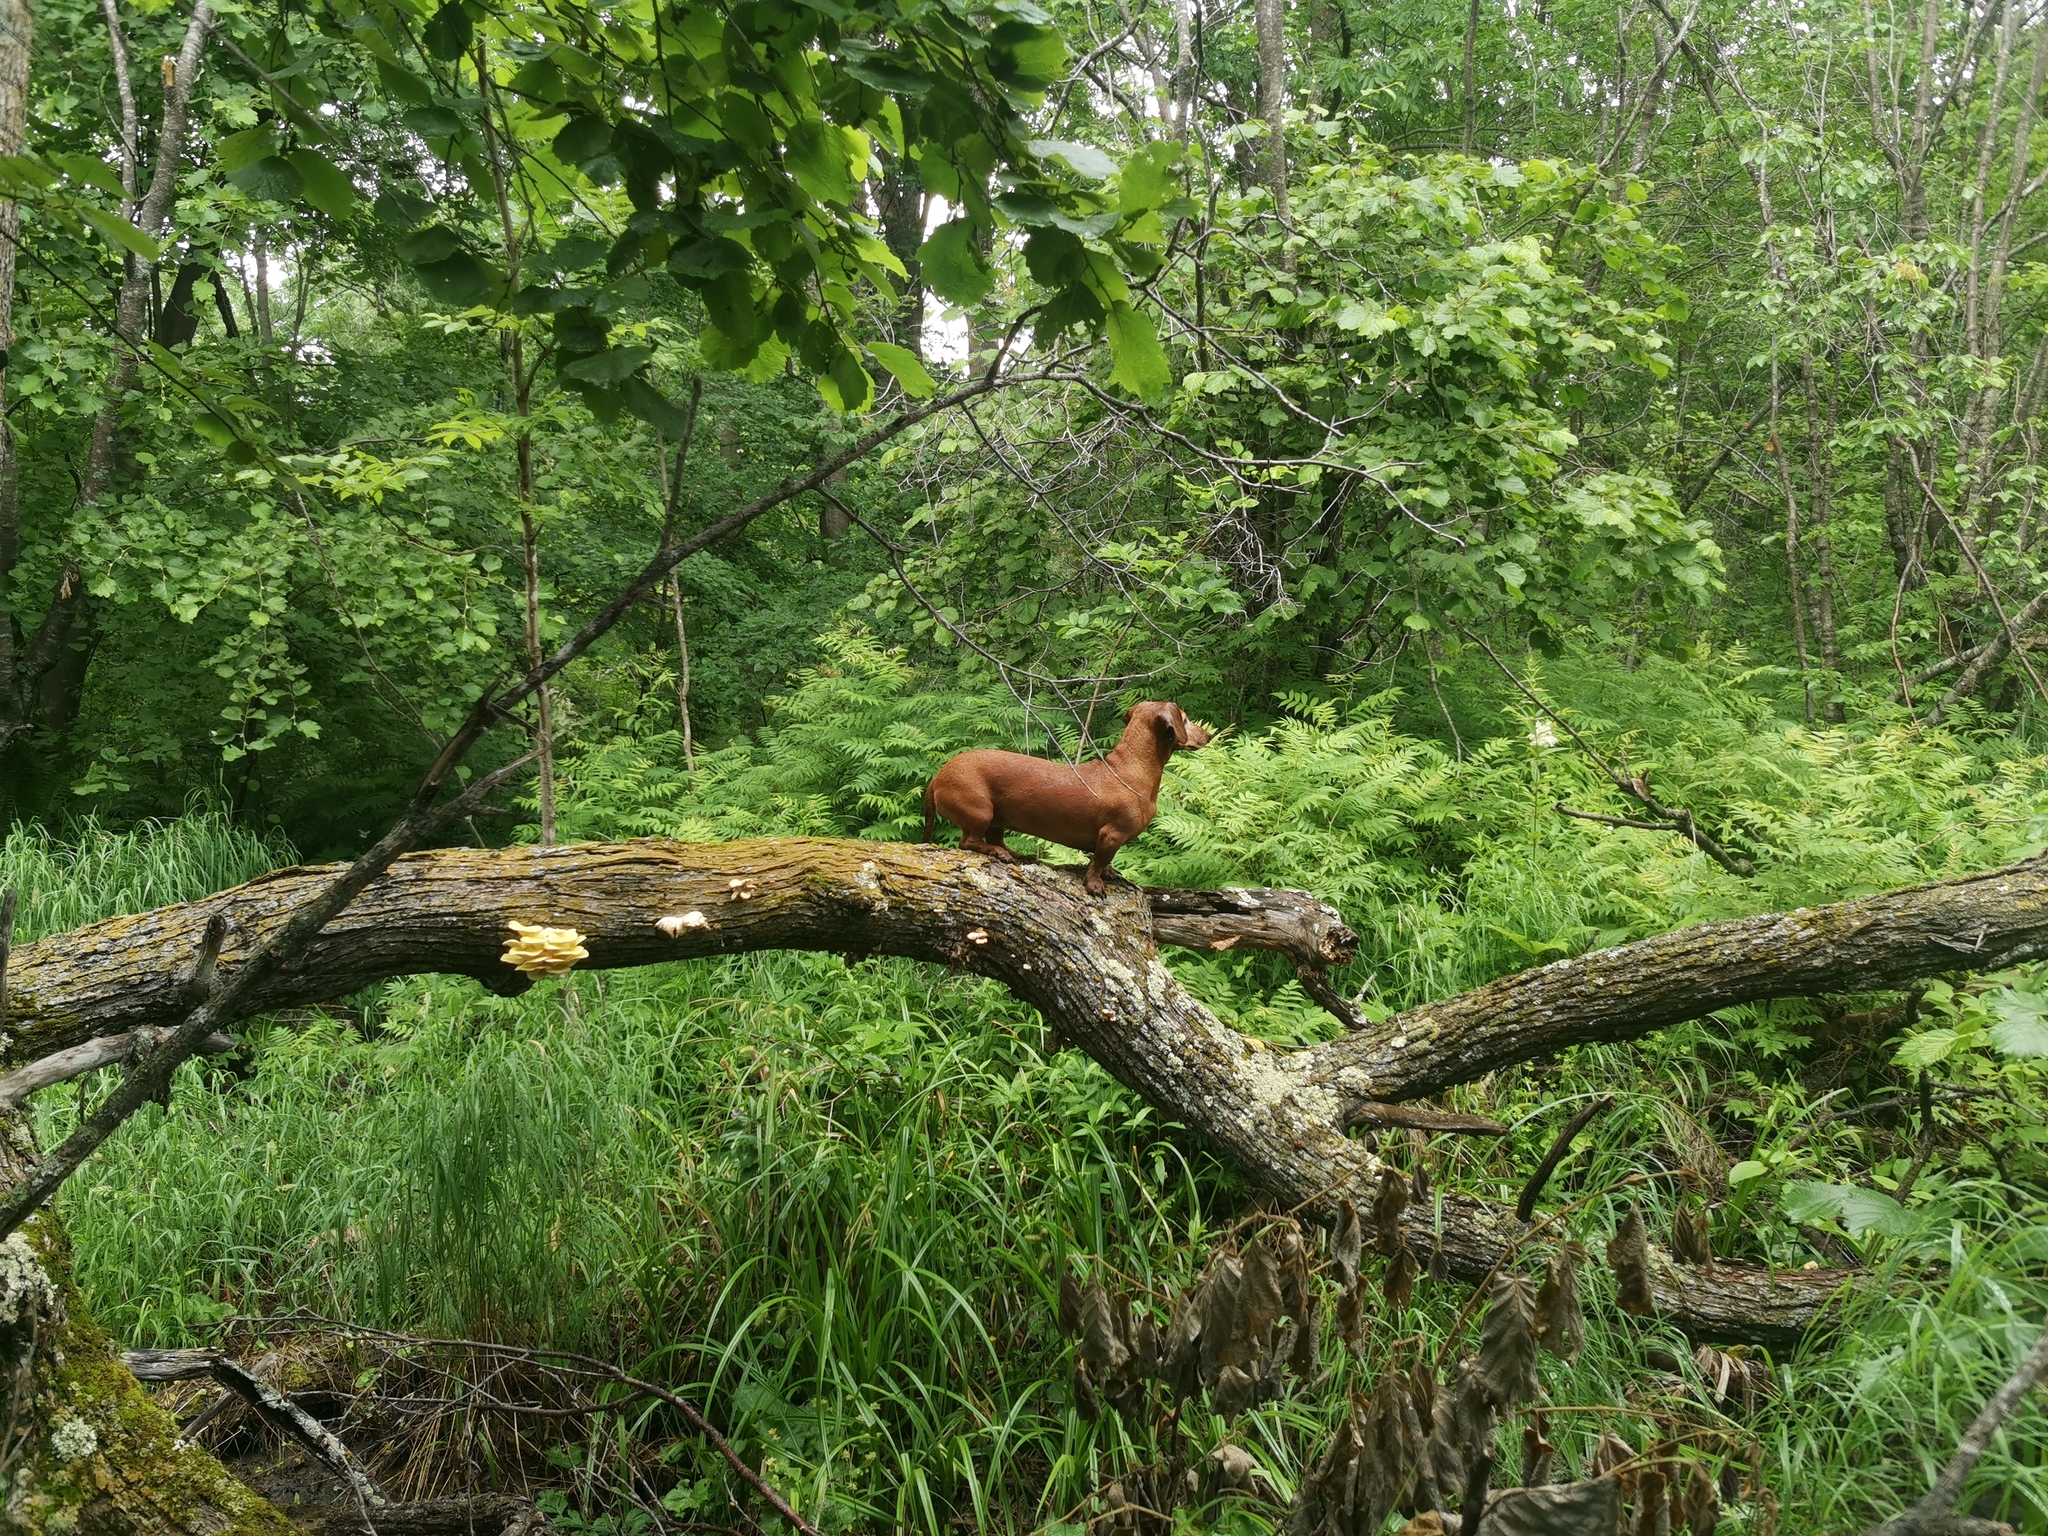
[922,701,1212,896]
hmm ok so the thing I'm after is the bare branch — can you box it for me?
[1467,630,1755,876]
[206,1357,385,1509]
[1517,1096,1617,1222]
[1865,1323,2048,1536]
[0,1025,236,1110]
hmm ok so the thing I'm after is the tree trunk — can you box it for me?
[0,0,29,761]
[1461,0,1481,153]
[0,1117,293,1533]
[669,575,695,774]
[18,835,2029,1343]
[1254,0,1288,220]
[873,156,926,358]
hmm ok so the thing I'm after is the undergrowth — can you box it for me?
[16,636,2048,1531]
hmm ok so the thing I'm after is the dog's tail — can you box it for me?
[922,778,937,844]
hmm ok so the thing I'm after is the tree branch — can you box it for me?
[17,835,2002,1342]
[1466,630,1755,876]
[1923,590,2048,724]
[0,1024,236,1109]
[1300,853,2048,1104]
[1865,1322,2048,1536]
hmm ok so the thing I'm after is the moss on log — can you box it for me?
[0,1119,291,1535]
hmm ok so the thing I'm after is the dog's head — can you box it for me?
[1125,701,1213,751]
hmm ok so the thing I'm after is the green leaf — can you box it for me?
[1027,139,1118,180]
[423,1,475,61]
[0,155,56,191]
[375,59,436,107]
[553,115,614,167]
[216,129,279,175]
[1104,300,1170,399]
[415,252,496,307]
[698,321,761,371]
[544,234,611,273]
[1118,140,1183,214]
[286,150,358,219]
[568,380,624,423]
[1726,1159,1769,1188]
[619,377,689,435]
[403,106,467,139]
[997,194,1118,238]
[77,205,160,260]
[919,220,992,306]
[562,344,654,384]
[1989,988,2048,1058]
[225,155,305,203]
[700,271,767,346]
[868,341,936,399]
[398,226,464,264]
[818,347,874,413]
[50,151,126,198]
[373,188,433,228]
[784,121,856,206]
[1782,1181,1911,1239]
[667,236,752,281]
[842,56,934,95]
[989,20,1068,89]
[1895,1028,1962,1071]
[192,413,239,448]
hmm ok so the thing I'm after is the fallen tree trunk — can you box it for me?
[2,837,1936,1345]
[1,856,1354,1056]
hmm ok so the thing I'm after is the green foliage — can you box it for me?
[548,633,2048,1018]
[50,952,1227,1530]
[1167,141,1717,641]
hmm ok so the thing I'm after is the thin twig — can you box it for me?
[0,1026,237,1110]
[659,375,705,547]
[1463,629,1755,876]
[1865,1321,2048,1535]
[1556,804,1691,835]
[208,1356,385,1508]
[1341,1100,1508,1135]
[1517,1095,1617,1222]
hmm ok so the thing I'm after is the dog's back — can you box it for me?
[926,750,1130,853]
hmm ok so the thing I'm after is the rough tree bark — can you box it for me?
[1254,0,1288,220]
[19,834,2028,1352]
[0,0,31,763]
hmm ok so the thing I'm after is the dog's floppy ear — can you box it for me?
[1170,704,1194,748]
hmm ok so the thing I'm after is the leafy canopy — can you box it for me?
[212,0,1185,421]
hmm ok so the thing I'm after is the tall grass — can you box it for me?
[0,804,290,942]
[46,954,1235,1528]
